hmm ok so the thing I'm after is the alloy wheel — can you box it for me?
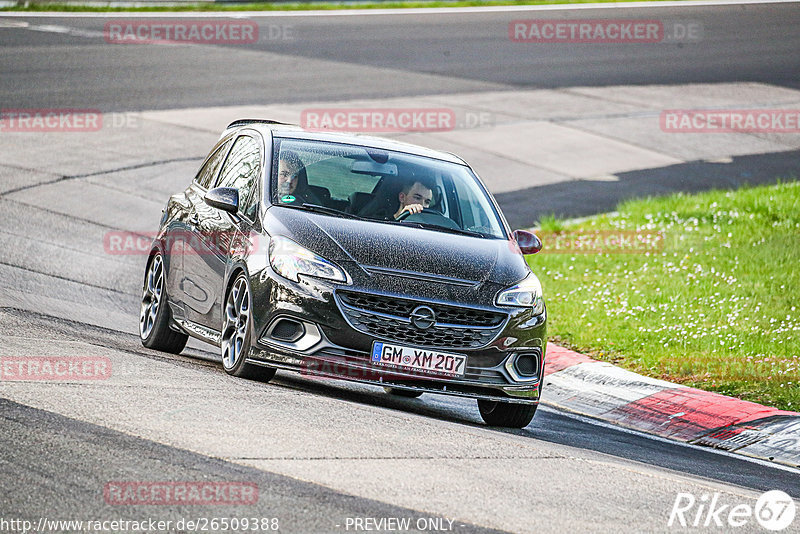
[222,276,251,370]
[139,254,164,340]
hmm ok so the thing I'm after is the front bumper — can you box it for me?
[247,262,547,404]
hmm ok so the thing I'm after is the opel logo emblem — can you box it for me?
[410,305,436,330]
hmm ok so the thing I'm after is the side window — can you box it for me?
[216,135,262,219]
[195,138,232,189]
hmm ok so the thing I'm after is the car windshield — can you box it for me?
[271,137,507,239]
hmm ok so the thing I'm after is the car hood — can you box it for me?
[265,206,530,286]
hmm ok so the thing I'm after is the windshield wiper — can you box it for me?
[392,220,488,238]
[295,203,364,220]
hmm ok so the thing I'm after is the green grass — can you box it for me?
[1,0,690,12]
[528,181,800,411]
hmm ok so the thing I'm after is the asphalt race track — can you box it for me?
[1,2,799,532]
[1,2,800,110]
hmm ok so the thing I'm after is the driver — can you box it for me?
[392,179,434,220]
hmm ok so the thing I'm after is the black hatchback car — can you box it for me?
[140,119,546,428]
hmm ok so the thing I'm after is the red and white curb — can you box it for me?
[541,343,800,469]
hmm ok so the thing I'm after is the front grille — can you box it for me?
[336,291,507,349]
[338,292,505,327]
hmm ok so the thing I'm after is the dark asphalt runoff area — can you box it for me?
[0,3,799,111]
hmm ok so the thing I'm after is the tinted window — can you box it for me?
[216,135,261,219]
[195,138,232,189]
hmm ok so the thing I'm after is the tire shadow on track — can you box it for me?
[0,398,507,534]
[0,306,483,427]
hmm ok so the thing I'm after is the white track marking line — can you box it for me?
[0,0,798,18]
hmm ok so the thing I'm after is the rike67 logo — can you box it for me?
[669,490,795,531]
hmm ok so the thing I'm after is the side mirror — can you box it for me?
[513,229,542,255]
[204,187,239,214]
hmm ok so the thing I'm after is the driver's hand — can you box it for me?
[394,203,424,220]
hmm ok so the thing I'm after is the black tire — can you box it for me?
[221,273,277,382]
[140,252,188,354]
[477,399,537,428]
[384,387,423,398]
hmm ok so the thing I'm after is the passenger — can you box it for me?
[276,151,323,205]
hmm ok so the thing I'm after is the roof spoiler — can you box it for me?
[225,119,296,130]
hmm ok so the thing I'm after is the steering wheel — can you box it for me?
[397,208,462,230]
[395,207,438,221]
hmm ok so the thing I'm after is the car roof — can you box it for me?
[223,119,468,166]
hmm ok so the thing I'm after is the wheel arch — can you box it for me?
[142,244,164,288]
[224,263,249,299]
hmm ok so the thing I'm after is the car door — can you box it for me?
[183,133,263,330]
[171,136,233,315]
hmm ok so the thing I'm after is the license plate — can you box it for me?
[371,342,466,378]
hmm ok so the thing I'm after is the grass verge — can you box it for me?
[1,0,689,12]
[527,181,800,411]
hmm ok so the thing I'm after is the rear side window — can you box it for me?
[216,135,262,219]
[194,138,232,189]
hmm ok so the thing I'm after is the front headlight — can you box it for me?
[269,236,347,283]
[496,273,545,315]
